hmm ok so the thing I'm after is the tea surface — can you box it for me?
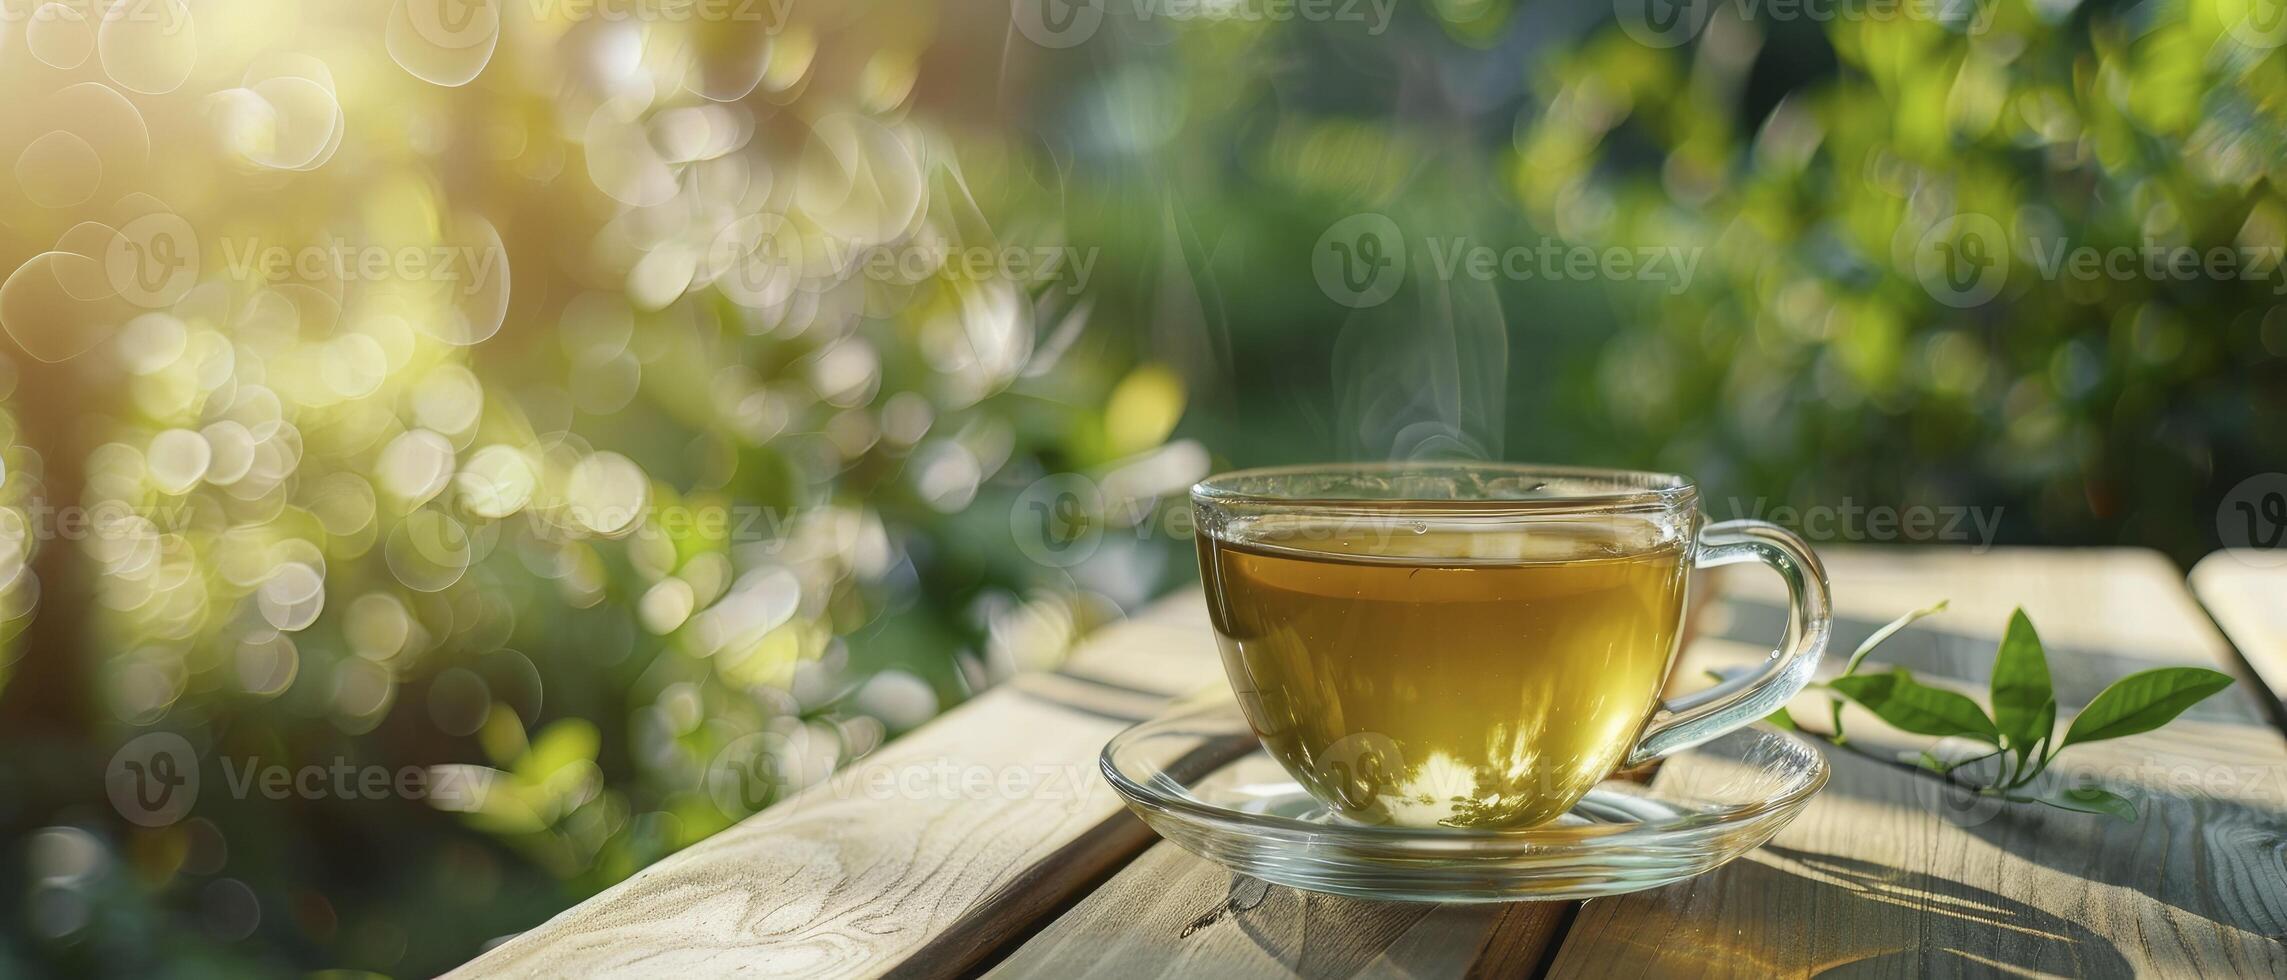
[1200,526,1688,828]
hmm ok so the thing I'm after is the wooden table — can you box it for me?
[455,548,2287,978]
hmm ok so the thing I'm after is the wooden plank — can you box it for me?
[2190,551,2287,704]
[451,593,1226,979]
[1549,547,2287,979]
[984,843,1569,979]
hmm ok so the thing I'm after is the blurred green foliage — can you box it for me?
[1512,0,2287,552]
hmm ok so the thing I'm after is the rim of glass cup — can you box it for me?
[1190,462,1698,516]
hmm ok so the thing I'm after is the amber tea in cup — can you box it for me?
[1193,464,1830,830]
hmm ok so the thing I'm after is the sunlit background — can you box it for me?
[0,0,2282,973]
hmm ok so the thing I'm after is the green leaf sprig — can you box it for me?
[1760,603,2236,820]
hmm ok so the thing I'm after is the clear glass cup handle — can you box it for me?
[1625,519,1833,767]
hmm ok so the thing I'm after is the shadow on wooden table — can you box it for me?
[1767,846,2131,978]
[986,843,1566,979]
[1812,742,2287,944]
[1559,843,2130,978]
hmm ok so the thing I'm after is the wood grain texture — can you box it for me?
[984,842,1570,980]
[2190,551,2287,704]
[451,595,1225,979]
[1550,547,2287,979]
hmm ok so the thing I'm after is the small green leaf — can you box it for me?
[1830,669,2001,743]
[1843,599,1950,675]
[1764,705,1798,731]
[2061,667,2236,747]
[1990,609,2055,762]
[2029,786,2138,821]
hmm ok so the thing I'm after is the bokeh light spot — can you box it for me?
[385,510,472,592]
[98,0,198,95]
[27,3,96,70]
[385,0,500,87]
[18,131,104,209]
[564,452,648,537]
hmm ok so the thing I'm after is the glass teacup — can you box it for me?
[1193,463,1831,829]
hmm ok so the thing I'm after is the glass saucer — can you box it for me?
[1100,698,1829,903]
